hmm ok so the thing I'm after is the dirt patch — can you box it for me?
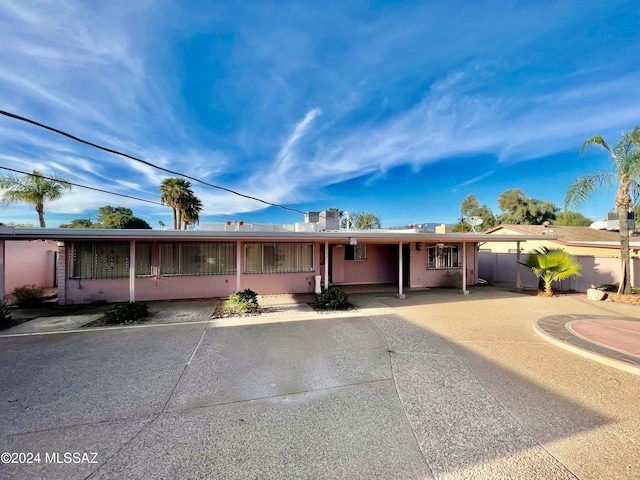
[82,312,155,328]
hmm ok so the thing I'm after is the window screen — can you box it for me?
[244,243,314,273]
[71,242,152,279]
[159,242,236,275]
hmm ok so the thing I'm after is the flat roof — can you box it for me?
[0,227,552,244]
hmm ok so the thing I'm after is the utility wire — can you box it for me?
[0,166,298,232]
[0,109,306,214]
[0,166,165,206]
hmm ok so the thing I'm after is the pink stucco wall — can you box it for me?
[63,275,239,304]
[5,240,58,294]
[409,242,478,288]
[58,240,480,304]
[61,241,325,304]
[332,244,399,284]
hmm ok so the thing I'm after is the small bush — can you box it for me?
[0,302,12,329]
[315,287,350,310]
[224,289,260,315]
[12,284,44,308]
[103,302,149,325]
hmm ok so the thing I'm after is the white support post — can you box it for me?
[129,240,136,303]
[236,241,242,291]
[462,241,469,295]
[516,241,522,289]
[324,241,329,289]
[0,240,4,303]
[397,242,406,299]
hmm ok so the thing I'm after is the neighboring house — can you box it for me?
[480,224,640,290]
[0,218,547,305]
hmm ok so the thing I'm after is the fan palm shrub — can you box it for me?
[520,247,582,297]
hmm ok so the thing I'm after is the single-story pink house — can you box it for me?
[0,223,545,304]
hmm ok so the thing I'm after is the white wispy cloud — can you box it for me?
[453,171,496,190]
[1,0,638,226]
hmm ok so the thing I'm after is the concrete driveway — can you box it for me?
[0,289,638,479]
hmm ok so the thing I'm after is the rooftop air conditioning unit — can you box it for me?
[606,211,635,231]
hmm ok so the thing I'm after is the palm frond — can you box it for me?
[564,172,614,210]
[580,135,612,157]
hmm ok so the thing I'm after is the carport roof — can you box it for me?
[0,226,551,244]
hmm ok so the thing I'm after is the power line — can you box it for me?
[0,166,297,232]
[0,166,165,206]
[0,109,306,214]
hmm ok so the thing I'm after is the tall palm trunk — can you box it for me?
[616,184,632,294]
[36,202,46,228]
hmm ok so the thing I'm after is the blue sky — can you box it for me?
[1,0,639,228]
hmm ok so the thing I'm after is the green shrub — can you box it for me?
[12,284,44,307]
[103,302,149,325]
[314,287,350,310]
[0,302,12,329]
[224,289,260,315]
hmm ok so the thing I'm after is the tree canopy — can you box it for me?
[349,211,382,229]
[497,189,557,225]
[454,194,496,232]
[554,211,593,226]
[94,206,151,229]
[60,206,151,229]
[59,218,93,228]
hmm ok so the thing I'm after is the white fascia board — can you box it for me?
[0,228,553,244]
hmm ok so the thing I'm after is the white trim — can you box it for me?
[398,242,405,299]
[324,241,329,289]
[462,241,468,294]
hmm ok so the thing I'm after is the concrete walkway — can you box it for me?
[0,287,638,479]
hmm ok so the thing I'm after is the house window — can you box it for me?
[345,244,366,261]
[135,242,152,276]
[427,244,460,270]
[159,242,236,275]
[244,243,314,273]
[70,242,152,279]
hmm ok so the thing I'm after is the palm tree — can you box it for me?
[565,126,640,294]
[0,170,71,227]
[181,194,203,230]
[159,177,192,230]
[520,247,582,297]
